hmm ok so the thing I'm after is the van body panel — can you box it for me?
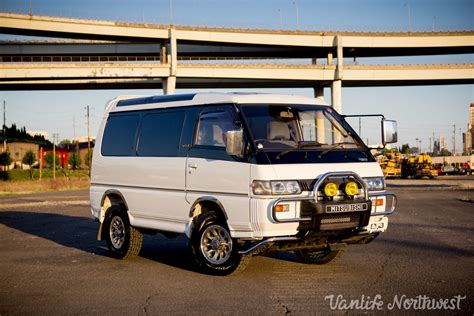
[250,162,383,182]
[185,158,252,236]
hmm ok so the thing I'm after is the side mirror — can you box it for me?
[382,119,398,145]
[225,130,244,157]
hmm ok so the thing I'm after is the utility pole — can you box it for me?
[416,138,419,154]
[432,132,435,153]
[293,0,300,29]
[404,0,412,32]
[86,105,91,178]
[468,123,472,155]
[429,137,432,154]
[3,100,6,152]
[358,117,362,137]
[73,115,76,142]
[73,115,79,158]
[452,124,456,156]
[278,8,283,29]
[459,127,462,154]
[52,133,58,180]
[39,147,43,180]
[169,0,173,25]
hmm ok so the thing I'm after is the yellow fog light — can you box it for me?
[324,182,338,197]
[345,182,359,196]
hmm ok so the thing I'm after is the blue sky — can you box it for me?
[0,0,473,152]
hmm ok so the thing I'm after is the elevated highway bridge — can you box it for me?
[0,13,473,111]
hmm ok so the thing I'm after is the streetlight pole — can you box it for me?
[278,8,283,29]
[404,0,412,32]
[293,0,300,29]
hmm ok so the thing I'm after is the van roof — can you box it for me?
[109,92,328,112]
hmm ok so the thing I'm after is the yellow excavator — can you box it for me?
[401,154,438,179]
[377,152,401,179]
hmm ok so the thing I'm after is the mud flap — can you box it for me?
[97,222,103,241]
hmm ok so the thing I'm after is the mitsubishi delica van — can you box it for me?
[90,92,398,275]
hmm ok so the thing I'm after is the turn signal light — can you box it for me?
[324,182,338,197]
[275,204,289,212]
[375,198,384,206]
[344,182,359,196]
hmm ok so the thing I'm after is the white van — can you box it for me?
[90,93,397,275]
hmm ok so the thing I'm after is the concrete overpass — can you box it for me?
[1,13,473,112]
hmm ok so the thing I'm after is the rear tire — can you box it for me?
[190,210,251,275]
[295,244,346,265]
[104,205,143,259]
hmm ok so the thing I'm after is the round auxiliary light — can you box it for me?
[345,182,359,196]
[324,182,338,197]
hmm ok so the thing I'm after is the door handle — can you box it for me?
[188,163,198,169]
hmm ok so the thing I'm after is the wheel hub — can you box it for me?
[109,215,125,249]
[200,224,233,265]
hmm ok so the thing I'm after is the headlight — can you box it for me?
[252,180,301,195]
[363,177,385,191]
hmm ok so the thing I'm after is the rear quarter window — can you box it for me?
[101,114,139,156]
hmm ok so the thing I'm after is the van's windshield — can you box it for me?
[240,104,363,153]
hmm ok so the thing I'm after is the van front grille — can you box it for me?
[320,214,360,230]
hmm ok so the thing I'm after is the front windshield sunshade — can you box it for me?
[240,104,361,151]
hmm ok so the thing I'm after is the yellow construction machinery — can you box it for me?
[401,154,438,179]
[377,152,401,179]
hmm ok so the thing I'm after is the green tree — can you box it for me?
[84,149,93,168]
[68,152,82,170]
[439,148,452,156]
[0,151,12,171]
[399,144,410,154]
[22,150,36,179]
[60,139,71,147]
[44,151,60,167]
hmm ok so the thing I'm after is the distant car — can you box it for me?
[462,163,472,175]
[441,165,458,175]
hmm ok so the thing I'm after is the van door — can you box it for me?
[185,105,251,229]
[125,109,189,233]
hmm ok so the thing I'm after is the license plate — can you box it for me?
[367,216,388,233]
[325,203,368,213]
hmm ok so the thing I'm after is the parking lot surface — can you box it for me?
[0,180,472,314]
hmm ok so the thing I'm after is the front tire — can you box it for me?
[190,211,250,275]
[295,244,346,265]
[104,206,143,259]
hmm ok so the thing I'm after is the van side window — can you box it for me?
[137,111,185,156]
[194,110,235,147]
[102,114,139,156]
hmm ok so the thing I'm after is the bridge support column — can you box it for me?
[332,35,343,113]
[313,86,324,100]
[331,80,342,113]
[163,76,176,95]
[163,28,177,95]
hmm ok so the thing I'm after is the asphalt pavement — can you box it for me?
[0,181,472,315]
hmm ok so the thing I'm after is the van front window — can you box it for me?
[240,104,361,152]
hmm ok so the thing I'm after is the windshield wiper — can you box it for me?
[317,142,356,159]
[276,141,323,159]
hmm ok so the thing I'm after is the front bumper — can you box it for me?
[269,172,397,229]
